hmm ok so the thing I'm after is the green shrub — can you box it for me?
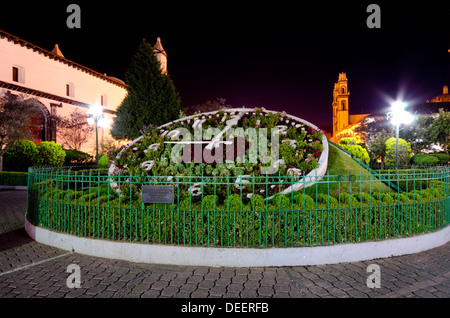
[316,193,339,208]
[4,140,38,172]
[64,149,93,165]
[98,154,110,168]
[385,137,411,166]
[268,194,291,210]
[372,192,389,203]
[352,192,374,206]
[411,154,439,166]
[339,137,357,146]
[338,192,359,206]
[0,172,28,186]
[293,192,316,209]
[247,194,266,211]
[225,194,243,211]
[339,140,370,165]
[202,195,219,210]
[36,142,66,167]
[431,153,450,164]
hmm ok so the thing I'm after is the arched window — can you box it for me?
[341,100,347,111]
[66,83,75,98]
[12,65,25,84]
[341,87,346,94]
[101,94,108,107]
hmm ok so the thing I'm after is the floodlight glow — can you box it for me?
[388,100,414,169]
[98,117,110,128]
[391,101,406,114]
[389,101,413,126]
[403,112,414,125]
[89,104,103,119]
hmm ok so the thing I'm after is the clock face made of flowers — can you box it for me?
[108,108,328,200]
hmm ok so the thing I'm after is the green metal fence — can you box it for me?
[26,166,450,248]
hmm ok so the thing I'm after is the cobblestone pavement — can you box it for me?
[1,190,450,300]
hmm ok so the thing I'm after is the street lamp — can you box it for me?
[87,104,109,164]
[387,101,414,169]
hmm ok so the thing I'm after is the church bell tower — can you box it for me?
[332,72,350,137]
[154,37,168,74]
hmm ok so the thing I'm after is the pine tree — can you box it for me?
[111,39,181,140]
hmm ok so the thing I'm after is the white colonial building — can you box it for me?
[0,29,168,156]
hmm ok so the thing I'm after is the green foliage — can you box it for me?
[410,153,439,166]
[247,194,266,210]
[316,193,339,208]
[30,169,448,248]
[338,192,359,206]
[111,39,181,140]
[225,194,243,211]
[64,149,92,164]
[0,171,28,186]
[268,194,291,210]
[3,140,38,171]
[338,137,357,146]
[293,192,316,209]
[98,154,110,168]
[36,142,66,167]
[385,137,411,166]
[428,109,450,155]
[202,195,219,210]
[430,153,450,164]
[338,141,370,165]
[366,130,390,164]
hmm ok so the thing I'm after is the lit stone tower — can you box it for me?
[332,72,350,137]
[154,37,168,74]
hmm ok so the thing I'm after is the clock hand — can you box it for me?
[205,112,244,151]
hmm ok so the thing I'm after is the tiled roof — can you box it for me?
[0,29,127,89]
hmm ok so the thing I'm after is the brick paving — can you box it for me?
[1,190,450,299]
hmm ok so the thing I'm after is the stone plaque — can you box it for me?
[142,186,174,204]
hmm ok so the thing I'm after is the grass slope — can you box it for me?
[303,144,391,198]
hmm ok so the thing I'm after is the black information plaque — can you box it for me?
[142,186,174,204]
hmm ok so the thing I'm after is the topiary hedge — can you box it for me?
[36,142,66,167]
[3,140,39,172]
[411,153,450,166]
[339,137,370,165]
[29,181,448,247]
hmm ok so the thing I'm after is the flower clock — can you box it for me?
[108,108,328,204]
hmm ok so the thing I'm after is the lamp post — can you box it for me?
[387,101,414,169]
[87,104,109,164]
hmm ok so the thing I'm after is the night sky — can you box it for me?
[1,1,449,129]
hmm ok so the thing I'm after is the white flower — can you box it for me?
[287,168,302,176]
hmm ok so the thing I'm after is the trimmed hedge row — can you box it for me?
[28,181,448,248]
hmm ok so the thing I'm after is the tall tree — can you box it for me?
[57,108,94,150]
[111,39,181,140]
[429,108,450,155]
[0,94,43,171]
